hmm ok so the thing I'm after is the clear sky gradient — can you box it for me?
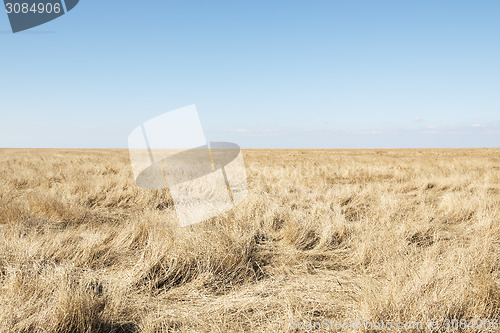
[1,1,498,148]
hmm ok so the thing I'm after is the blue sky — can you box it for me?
[0,0,498,148]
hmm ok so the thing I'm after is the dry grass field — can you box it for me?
[0,148,499,332]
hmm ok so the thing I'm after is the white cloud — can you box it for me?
[413,117,423,122]
[471,124,482,128]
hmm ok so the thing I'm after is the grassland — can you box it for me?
[0,148,499,332]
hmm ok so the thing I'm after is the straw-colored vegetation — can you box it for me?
[0,148,499,332]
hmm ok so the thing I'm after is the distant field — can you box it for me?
[0,149,499,332]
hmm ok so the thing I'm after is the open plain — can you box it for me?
[0,149,499,332]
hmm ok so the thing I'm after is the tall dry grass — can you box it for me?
[0,148,499,332]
